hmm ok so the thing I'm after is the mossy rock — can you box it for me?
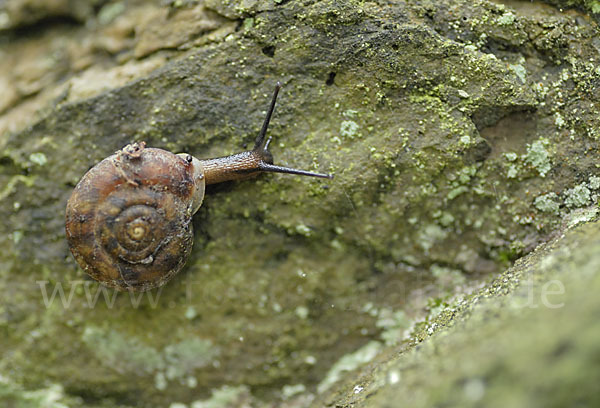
[318,213,600,408]
[1,0,599,406]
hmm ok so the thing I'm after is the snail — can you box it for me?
[65,83,332,291]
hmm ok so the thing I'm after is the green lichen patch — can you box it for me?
[534,192,560,213]
[524,138,552,177]
[317,341,382,394]
[564,183,592,208]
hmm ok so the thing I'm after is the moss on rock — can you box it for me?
[1,0,600,406]
[319,215,600,408]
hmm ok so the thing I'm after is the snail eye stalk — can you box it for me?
[253,82,333,180]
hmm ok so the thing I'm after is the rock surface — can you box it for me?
[0,0,599,407]
[318,213,600,407]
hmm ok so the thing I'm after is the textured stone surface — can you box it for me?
[317,211,600,407]
[0,0,599,407]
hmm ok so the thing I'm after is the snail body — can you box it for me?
[65,84,331,291]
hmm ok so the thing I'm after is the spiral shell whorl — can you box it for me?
[65,144,205,291]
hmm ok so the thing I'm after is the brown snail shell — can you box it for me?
[65,143,205,291]
[65,83,332,292]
